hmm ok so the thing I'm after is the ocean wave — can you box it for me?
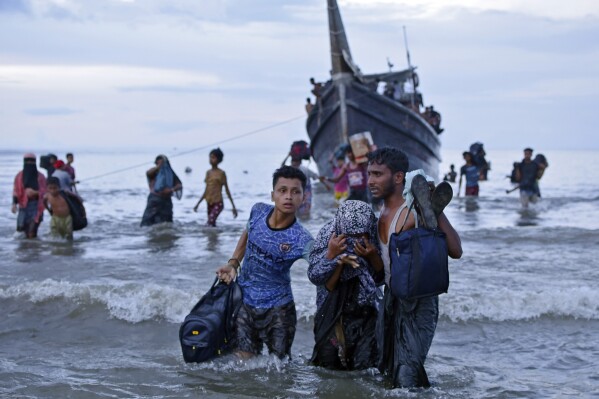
[441,285,599,322]
[0,279,197,324]
[2,279,597,324]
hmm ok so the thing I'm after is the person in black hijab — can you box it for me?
[12,153,47,238]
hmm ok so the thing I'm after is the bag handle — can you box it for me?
[396,202,416,235]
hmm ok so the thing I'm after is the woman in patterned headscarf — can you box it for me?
[12,153,47,238]
[308,200,384,370]
[140,155,183,226]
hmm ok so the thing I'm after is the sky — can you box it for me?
[1,0,598,155]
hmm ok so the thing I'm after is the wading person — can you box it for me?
[43,177,74,239]
[140,155,183,226]
[515,148,540,208]
[367,147,462,388]
[328,146,369,203]
[64,153,78,193]
[216,166,314,359]
[11,153,47,238]
[308,200,384,370]
[457,151,479,197]
[51,160,75,193]
[193,148,238,227]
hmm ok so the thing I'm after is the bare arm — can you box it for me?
[457,173,463,197]
[193,191,206,211]
[223,175,238,218]
[438,213,462,259]
[216,229,248,284]
[325,262,345,291]
[43,194,51,214]
[146,166,159,179]
[327,165,347,184]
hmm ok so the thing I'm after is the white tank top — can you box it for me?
[379,203,418,285]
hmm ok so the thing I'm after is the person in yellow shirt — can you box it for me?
[193,148,238,226]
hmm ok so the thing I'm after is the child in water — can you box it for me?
[193,148,238,227]
[43,177,75,239]
[330,155,349,203]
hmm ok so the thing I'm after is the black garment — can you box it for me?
[378,288,438,388]
[311,278,378,370]
[22,163,39,190]
[518,160,539,192]
[140,194,173,226]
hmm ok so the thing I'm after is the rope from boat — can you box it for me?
[79,114,305,182]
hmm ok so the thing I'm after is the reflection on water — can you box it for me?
[15,238,45,263]
[464,197,480,212]
[517,208,539,227]
[202,228,221,252]
[146,223,180,252]
[49,241,86,257]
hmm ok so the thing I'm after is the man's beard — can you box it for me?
[372,178,396,200]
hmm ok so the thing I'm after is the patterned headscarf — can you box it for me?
[333,200,378,255]
[309,200,381,307]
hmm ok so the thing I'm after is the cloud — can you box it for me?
[144,120,206,134]
[1,0,598,152]
[0,65,221,92]
[342,0,599,20]
[24,107,81,116]
[0,0,29,14]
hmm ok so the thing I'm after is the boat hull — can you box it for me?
[307,79,442,179]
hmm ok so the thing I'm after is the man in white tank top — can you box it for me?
[367,147,463,389]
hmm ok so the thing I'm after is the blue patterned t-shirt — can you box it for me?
[237,203,313,308]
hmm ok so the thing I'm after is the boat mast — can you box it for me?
[403,26,417,109]
[328,0,354,75]
[327,0,354,143]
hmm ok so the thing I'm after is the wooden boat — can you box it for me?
[306,0,443,178]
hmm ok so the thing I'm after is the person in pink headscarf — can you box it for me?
[12,153,47,238]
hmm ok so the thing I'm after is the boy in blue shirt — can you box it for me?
[217,166,314,359]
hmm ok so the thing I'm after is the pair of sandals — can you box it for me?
[411,174,453,229]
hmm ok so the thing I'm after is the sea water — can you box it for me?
[0,149,598,398]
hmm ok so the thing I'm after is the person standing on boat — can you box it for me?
[457,152,479,197]
[140,155,183,226]
[305,98,314,114]
[12,153,47,238]
[367,147,462,388]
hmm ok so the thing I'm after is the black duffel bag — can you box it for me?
[179,278,242,363]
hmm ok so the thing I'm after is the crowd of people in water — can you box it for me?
[10,142,546,389]
[11,152,80,239]
[446,143,548,209]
